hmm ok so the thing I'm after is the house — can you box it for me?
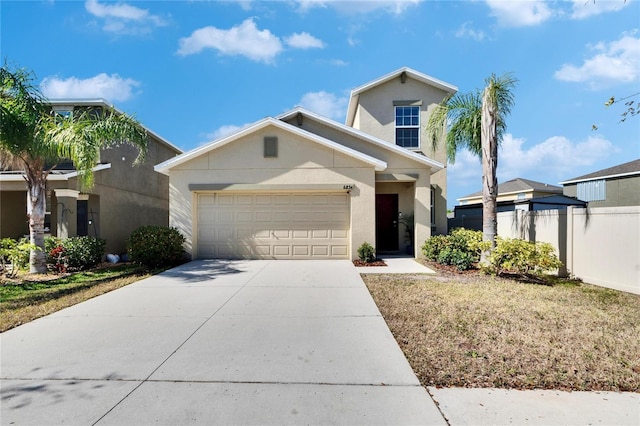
[457,177,563,205]
[560,159,640,207]
[450,178,585,230]
[0,99,182,254]
[155,67,456,260]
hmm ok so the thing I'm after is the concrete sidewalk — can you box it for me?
[1,259,444,425]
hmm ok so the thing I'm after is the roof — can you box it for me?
[48,99,182,154]
[454,194,587,211]
[154,116,388,175]
[345,67,458,127]
[559,159,640,185]
[278,107,444,172]
[459,178,563,201]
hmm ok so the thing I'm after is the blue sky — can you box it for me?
[2,0,638,207]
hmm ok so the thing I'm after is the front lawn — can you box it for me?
[0,264,151,332]
[364,270,640,392]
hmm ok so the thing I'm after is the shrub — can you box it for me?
[357,242,376,263]
[421,228,485,270]
[44,236,105,272]
[63,237,105,270]
[485,238,563,276]
[127,226,185,268]
[1,238,38,277]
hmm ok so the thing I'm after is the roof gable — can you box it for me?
[154,117,387,175]
[560,159,640,184]
[278,107,444,172]
[346,67,457,127]
[459,178,562,200]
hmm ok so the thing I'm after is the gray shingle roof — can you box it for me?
[561,159,640,183]
[460,178,562,199]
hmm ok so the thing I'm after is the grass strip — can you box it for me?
[1,265,151,332]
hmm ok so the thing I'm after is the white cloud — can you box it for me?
[485,0,552,27]
[177,18,283,63]
[40,73,140,102]
[294,0,420,15]
[85,0,166,35]
[204,123,252,142]
[498,133,614,179]
[554,31,640,89]
[285,32,325,49]
[570,0,629,20]
[298,91,348,121]
[455,22,486,41]
[448,133,614,199]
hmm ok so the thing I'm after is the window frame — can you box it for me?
[394,105,421,149]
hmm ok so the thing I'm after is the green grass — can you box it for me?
[1,264,151,332]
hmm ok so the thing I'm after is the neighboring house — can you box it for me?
[450,178,585,230]
[0,99,182,255]
[457,177,563,205]
[155,67,456,260]
[560,159,640,207]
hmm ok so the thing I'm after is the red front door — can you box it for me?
[376,194,399,252]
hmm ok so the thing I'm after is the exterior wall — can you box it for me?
[85,134,177,253]
[283,115,437,247]
[349,76,449,235]
[564,176,640,207]
[496,207,640,295]
[461,190,561,205]
[0,191,28,238]
[169,125,377,260]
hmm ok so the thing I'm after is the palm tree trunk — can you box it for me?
[481,86,498,263]
[26,168,47,273]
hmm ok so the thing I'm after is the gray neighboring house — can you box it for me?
[560,159,640,207]
[0,99,182,255]
[450,178,586,230]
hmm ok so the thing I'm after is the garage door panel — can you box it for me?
[197,192,350,259]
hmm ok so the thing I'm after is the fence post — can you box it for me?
[566,206,574,277]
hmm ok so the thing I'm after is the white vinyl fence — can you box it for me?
[496,206,640,295]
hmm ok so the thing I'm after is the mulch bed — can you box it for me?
[353,259,387,267]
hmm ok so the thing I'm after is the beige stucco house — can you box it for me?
[0,100,182,254]
[155,68,456,260]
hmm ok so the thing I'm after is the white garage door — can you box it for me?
[196,192,350,259]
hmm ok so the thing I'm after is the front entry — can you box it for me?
[376,194,399,252]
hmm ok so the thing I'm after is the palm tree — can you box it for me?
[427,73,517,260]
[1,64,148,273]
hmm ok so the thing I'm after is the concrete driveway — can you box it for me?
[1,260,445,425]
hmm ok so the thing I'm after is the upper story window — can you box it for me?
[577,180,606,202]
[395,105,420,149]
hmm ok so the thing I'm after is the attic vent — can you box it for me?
[264,137,278,158]
[400,71,407,84]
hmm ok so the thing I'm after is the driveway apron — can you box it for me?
[1,260,445,425]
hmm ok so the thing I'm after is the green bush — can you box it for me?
[421,228,484,270]
[357,242,376,263]
[485,238,563,276]
[44,236,105,271]
[127,226,185,268]
[1,238,38,277]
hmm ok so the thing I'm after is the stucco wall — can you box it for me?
[497,207,639,295]
[348,75,450,235]
[169,125,377,260]
[564,176,640,208]
[0,191,28,238]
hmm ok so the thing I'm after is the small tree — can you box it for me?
[1,63,147,273]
